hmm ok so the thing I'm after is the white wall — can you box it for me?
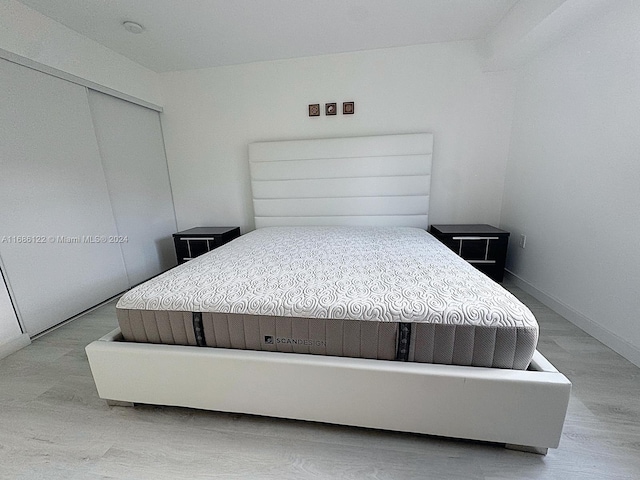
[0,0,162,107]
[160,42,516,232]
[501,0,640,365]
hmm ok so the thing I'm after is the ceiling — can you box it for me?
[17,0,517,73]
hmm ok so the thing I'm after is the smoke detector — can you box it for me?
[123,21,144,34]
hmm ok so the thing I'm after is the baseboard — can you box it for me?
[505,270,640,369]
[0,333,31,360]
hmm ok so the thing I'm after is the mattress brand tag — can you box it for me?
[264,335,326,347]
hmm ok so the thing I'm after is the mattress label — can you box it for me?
[264,335,326,347]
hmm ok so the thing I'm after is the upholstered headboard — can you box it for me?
[248,133,433,228]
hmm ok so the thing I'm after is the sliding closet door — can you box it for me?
[0,59,128,335]
[87,90,177,286]
[0,267,22,343]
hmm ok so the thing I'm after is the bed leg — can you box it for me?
[105,399,134,407]
[505,444,548,455]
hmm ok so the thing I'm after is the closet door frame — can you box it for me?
[0,259,24,334]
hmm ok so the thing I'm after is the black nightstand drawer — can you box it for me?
[173,227,240,264]
[429,224,510,282]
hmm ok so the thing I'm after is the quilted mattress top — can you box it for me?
[117,226,537,331]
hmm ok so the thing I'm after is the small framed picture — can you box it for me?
[308,104,320,117]
[325,103,337,116]
[343,102,355,115]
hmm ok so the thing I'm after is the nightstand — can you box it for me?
[429,224,510,282]
[173,227,241,264]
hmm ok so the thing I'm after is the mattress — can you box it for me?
[116,226,538,369]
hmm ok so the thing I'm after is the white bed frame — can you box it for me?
[86,133,571,454]
[87,329,570,454]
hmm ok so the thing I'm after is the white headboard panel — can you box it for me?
[248,133,433,228]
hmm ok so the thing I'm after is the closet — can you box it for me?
[0,58,176,336]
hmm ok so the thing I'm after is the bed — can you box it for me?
[86,133,571,454]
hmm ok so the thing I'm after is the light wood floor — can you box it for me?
[1,285,639,479]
